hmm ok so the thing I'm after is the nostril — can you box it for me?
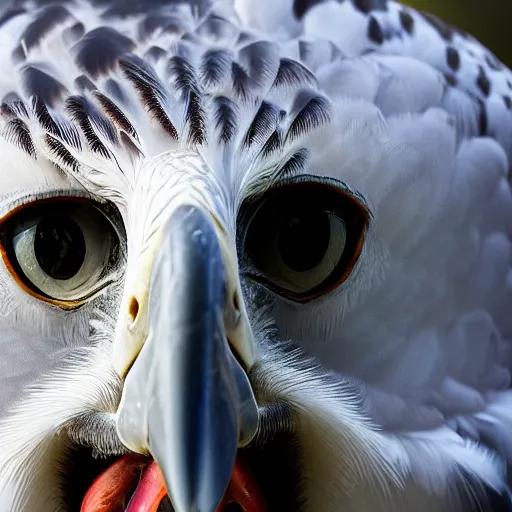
[128,297,139,323]
[233,291,240,312]
[225,291,241,330]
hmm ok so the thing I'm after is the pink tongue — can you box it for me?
[80,454,267,512]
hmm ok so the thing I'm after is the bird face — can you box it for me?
[0,122,379,511]
[109,149,373,510]
[0,87,357,506]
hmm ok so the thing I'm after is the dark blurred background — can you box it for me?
[404,0,512,66]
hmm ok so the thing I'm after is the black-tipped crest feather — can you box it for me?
[120,55,179,140]
[92,91,138,140]
[200,50,232,87]
[168,56,205,144]
[66,95,111,158]
[278,147,310,176]
[273,58,317,90]
[213,96,237,144]
[244,101,280,147]
[287,93,331,141]
[45,134,79,172]
[4,118,35,158]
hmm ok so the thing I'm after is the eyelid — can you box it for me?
[238,174,371,250]
[240,175,372,217]
[0,191,125,244]
[0,189,105,219]
[281,175,372,220]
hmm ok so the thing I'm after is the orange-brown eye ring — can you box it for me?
[240,176,370,303]
[0,196,123,308]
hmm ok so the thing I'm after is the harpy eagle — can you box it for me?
[1,0,512,510]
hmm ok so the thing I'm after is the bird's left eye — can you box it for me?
[0,198,122,307]
[242,177,369,303]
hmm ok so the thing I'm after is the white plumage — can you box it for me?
[0,0,511,511]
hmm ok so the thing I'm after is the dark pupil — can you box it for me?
[34,215,86,280]
[277,207,331,272]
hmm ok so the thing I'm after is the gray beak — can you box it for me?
[116,205,259,511]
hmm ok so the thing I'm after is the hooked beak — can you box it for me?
[113,204,259,511]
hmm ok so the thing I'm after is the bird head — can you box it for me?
[0,89,390,510]
[0,51,390,510]
[0,2,511,512]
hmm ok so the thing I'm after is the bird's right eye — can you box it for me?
[0,197,122,307]
[241,176,370,303]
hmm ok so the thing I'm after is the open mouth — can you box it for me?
[79,453,262,512]
[72,433,299,512]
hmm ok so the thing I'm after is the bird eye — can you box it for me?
[242,177,369,303]
[0,197,122,307]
